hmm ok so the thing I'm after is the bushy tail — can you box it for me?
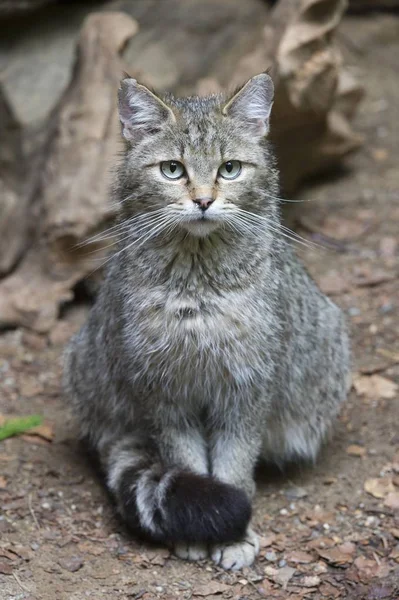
[105,437,251,544]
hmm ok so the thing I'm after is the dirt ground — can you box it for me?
[0,13,398,600]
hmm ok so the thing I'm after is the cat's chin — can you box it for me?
[180,219,220,238]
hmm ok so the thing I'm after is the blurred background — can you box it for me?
[0,1,398,599]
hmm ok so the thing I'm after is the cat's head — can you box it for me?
[117,73,278,238]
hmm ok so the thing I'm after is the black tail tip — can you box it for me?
[163,472,252,544]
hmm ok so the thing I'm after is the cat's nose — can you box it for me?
[193,197,214,211]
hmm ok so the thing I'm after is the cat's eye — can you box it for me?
[218,160,242,180]
[160,160,185,180]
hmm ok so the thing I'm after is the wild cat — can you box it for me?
[64,73,350,570]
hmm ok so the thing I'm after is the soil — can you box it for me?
[0,13,398,600]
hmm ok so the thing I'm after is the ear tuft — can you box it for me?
[222,73,274,136]
[118,78,175,142]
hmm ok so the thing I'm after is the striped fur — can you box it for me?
[105,439,251,543]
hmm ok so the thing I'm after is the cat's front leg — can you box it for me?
[208,427,262,569]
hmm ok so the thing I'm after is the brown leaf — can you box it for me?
[264,565,296,588]
[286,550,314,564]
[346,444,366,457]
[389,546,399,562]
[300,575,321,587]
[379,236,397,258]
[354,556,379,580]
[27,423,54,442]
[259,533,277,548]
[77,542,105,556]
[19,377,44,398]
[317,546,354,566]
[193,582,229,596]
[0,476,7,489]
[318,272,351,296]
[319,582,341,598]
[364,477,396,499]
[353,374,398,400]
[384,492,399,510]
[58,556,84,572]
[0,560,13,575]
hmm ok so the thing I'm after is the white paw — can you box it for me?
[211,529,259,570]
[174,542,208,561]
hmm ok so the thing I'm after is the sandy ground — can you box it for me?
[0,13,398,600]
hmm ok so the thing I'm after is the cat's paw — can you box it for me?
[210,528,259,570]
[174,542,208,561]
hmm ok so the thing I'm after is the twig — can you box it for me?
[28,492,40,530]
[13,571,31,593]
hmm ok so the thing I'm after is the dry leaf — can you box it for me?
[317,546,354,566]
[259,533,277,548]
[364,477,396,499]
[353,374,398,400]
[346,444,366,457]
[28,423,54,442]
[354,556,379,580]
[300,575,321,587]
[0,560,13,575]
[389,546,399,562]
[0,476,7,489]
[193,582,229,596]
[319,582,341,598]
[77,542,105,556]
[286,550,314,564]
[265,565,296,588]
[384,492,399,510]
[318,272,351,296]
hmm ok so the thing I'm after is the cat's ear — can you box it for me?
[118,78,175,142]
[222,73,274,137]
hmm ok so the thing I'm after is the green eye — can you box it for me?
[218,160,242,180]
[160,160,185,180]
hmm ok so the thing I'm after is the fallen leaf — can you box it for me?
[58,556,84,572]
[19,378,44,398]
[0,560,13,575]
[317,546,354,566]
[193,582,229,596]
[384,492,399,510]
[364,477,396,499]
[77,542,105,556]
[284,486,308,499]
[0,476,7,489]
[286,550,314,564]
[265,565,296,589]
[319,582,341,598]
[259,533,277,548]
[353,374,398,400]
[371,148,388,162]
[379,236,397,258]
[27,423,54,442]
[346,444,366,457]
[390,528,399,539]
[318,272,351,296]
[353,269,395,288]
[354,556,379,580]
[389,546,399,562]
[300,575,321,587]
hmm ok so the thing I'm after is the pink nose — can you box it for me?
[193,197,214,211]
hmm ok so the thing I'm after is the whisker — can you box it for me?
[84,216,174,278]
[74,209,168,248]
[265,192,317,204]
[80,214,172,255]
[235,208,322,251]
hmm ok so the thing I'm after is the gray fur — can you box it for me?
[64,74,350,568]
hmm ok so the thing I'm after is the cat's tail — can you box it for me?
[104,436,251,544]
